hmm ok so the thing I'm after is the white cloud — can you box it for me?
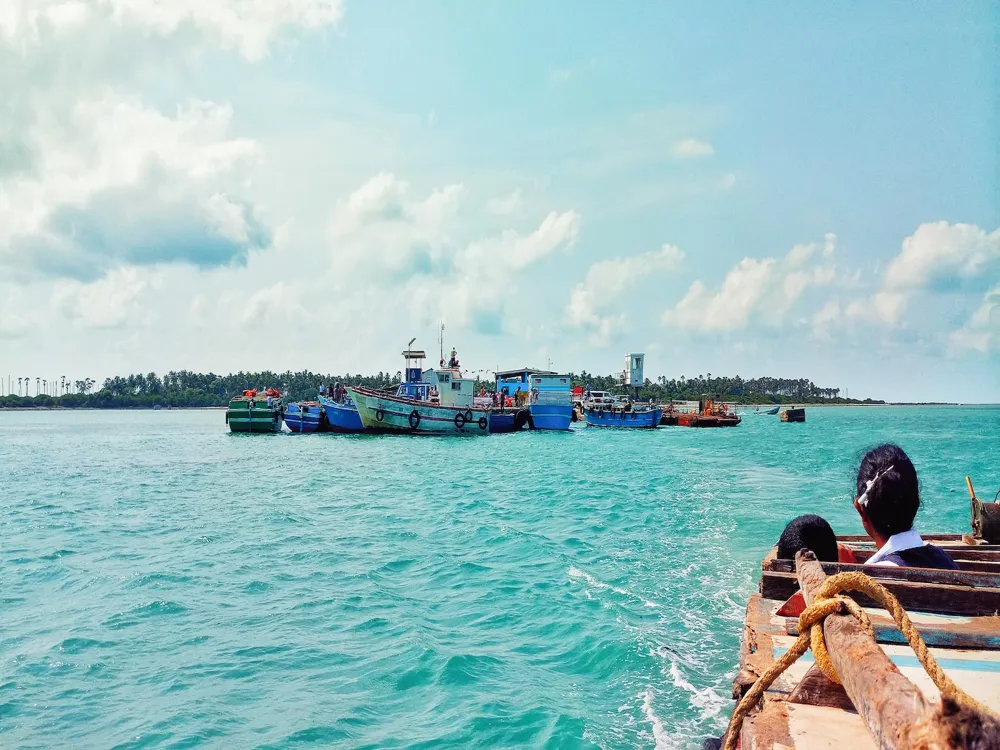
[241,281,308,326]
[662,237,836,331]
[1,95,269,280]
[1,0,344,60]
[719,173,736,190]
[53,266,148,328]
[672,138,714,159]
[485,188,523,216]
[329,173,580,333]
[567,244,684,343]
[870,222,1000,325]
[950,284,1000,353]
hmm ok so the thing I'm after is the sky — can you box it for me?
[1,1,998,401]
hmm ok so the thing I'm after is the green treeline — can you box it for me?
[0,370,881,408]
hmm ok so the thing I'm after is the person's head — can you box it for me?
[777,514,839,562]
[854,443,919,541]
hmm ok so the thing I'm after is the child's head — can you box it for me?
[856,443,919,538]
[777,514,838,562]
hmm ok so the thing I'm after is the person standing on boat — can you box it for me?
[854,444,958,569]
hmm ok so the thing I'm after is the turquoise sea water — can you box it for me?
[2,406,998,749]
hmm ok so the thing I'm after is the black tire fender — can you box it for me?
[376,408,385,422]
[454,411,467,429]
[408,410,420,429]
[478,416,488,430]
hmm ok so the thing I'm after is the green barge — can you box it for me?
[226,389,283,433]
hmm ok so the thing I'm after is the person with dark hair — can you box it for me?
[854,443,958,569]
[777,514,857,563]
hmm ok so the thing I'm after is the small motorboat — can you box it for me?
[283,401,327,433]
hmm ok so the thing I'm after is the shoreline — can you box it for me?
[2,403,997,412]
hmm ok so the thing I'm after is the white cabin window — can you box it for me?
[438,373,450,383]
[451,382,461,390]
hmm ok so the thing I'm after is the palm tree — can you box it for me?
[60,375,66,395]
[35,377,39,397]
[43,379,47,396]
[17,377,21,396]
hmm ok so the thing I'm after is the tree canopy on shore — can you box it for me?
[0,369,881,408]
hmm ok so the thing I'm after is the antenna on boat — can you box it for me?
[438,322,445,366]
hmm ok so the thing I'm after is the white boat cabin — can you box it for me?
[422,367,475,408]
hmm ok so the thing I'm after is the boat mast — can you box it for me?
[438,322,445,367]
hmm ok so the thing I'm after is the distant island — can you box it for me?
[0,371,883,409]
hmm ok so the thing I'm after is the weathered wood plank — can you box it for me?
[795,551,1000,748]
[852,547,1000,562]
[762,570,1000,616]
[765,558,1000,589]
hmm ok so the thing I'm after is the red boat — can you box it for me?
[675,398,741,427]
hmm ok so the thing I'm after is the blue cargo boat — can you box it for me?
[283,401,326,433]
[584,405,661,428]
[495,368,573,431]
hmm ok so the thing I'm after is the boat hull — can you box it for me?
[676,413,741,427]
[528,404,572,430]
[320,396,364,433]
[283,402,326,433]
[781,408,806,423]
[488,409,532,433]
[227,400,282,433]
[584,407,661,428]
[348,387,491,436]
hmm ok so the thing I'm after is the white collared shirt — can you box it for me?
[866,528,925,567]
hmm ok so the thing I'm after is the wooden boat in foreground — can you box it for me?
[718,510,1000,747]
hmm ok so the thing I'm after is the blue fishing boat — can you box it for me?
[319,394,364,433]
[758,405,780,415]
[283,401,326,432]
[495,368,573,430]
[584,404,661,428]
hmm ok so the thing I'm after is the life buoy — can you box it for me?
[375,408,385,422]
[464,409,473,423]
[478,416,487,430]
[454,411,467,429]
[408,410,420,429]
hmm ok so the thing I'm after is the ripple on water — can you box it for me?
[2,406,996,747]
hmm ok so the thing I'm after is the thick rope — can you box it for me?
[722,571,997,750]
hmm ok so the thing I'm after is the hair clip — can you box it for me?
[858,465,895,507]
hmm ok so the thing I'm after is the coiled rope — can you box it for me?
[722,571,997,750]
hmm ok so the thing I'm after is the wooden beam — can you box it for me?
[853,547,1000,562]
[785,615,1000,651]
[795,550,1000,748]
[762,570,1000,616]
[765,558,1000,589]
